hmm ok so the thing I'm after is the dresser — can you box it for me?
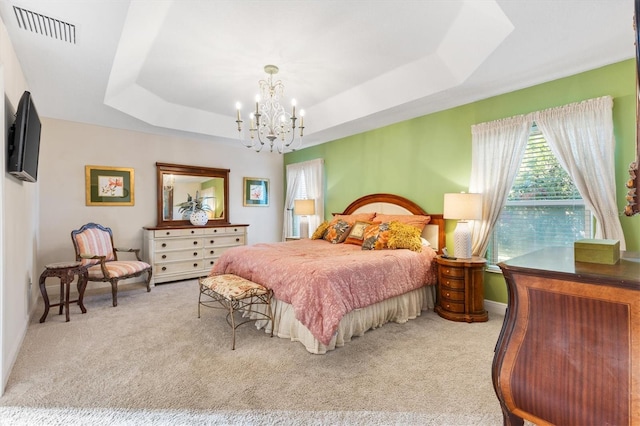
[435,256,488,322]
[493,247,640,426]
[143,225,248,286]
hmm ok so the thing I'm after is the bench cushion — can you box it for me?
[200,274,269,300]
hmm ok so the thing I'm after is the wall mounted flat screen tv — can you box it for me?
[8,91,41,183]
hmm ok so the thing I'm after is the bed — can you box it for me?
[209,193,445,354]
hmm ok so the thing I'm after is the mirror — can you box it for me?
[156,162,230,227]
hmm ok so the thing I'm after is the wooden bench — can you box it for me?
[198,274,274,350]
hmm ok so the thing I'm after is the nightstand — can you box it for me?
[435,255,488,322]
[285,237,300,241]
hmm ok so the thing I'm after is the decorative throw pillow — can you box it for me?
[387,221,423,252]
[311,221,330,240]
[361,222,391,250]
[323,219,352,244]
[330,212,376,226]
[373,214,431,232]
[344,221,372,246]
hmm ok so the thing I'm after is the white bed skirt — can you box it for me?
[249,285,435,354]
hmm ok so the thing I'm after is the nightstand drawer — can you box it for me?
[440,300,465,313]
[439,266,465,278]
[440,288,465,301]
[440,277,465,290]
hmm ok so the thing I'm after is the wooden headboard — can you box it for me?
[340,193,445,254]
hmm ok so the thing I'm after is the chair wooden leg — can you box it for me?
[145,269,152,292]
[110,280,118,307]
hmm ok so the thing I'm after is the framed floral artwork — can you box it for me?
[243,177,269,206]
[85,165,134,206]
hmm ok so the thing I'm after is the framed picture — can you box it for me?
[243,177,269,207]
[85,165,134,206]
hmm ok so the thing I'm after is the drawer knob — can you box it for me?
[161,255,166,259]
[190,230,195,234]
[165,231,171,236]
[446,304,450,308]
[210,250,215,255]
[161,266,167,271]
[193,263,198,268]
[445,292,450,297]
[445,268,450,274]
[214,229,218,233]
[236,238,240,242]
[210,261,214,265]
[162,243,167,248]
[210,240,215,244]
[193,252,198,257]
[193,241,198,245]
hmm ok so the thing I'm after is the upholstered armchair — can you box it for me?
[71,222,152,307]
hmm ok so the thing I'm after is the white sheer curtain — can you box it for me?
[534,96,626,249]
[469,115,532,256]
[282,158,324,241]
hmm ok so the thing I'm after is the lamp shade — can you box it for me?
[443,193,482,221]
[294,199,315,216]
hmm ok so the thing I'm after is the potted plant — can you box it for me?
[176,191,213,225]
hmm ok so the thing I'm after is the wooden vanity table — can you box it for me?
[493,247,640,425]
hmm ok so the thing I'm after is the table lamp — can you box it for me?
[294,199,315,239]
[443,192,482,258]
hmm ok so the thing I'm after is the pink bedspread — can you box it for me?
[210,239,437,346]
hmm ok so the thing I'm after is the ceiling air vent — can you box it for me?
[13,6,76,44]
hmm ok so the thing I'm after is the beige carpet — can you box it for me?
[0,279,506,425]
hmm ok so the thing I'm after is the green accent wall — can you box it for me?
[285,59,640,305]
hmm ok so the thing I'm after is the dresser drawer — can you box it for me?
[156,249,203,262]
[155,238,203,251]
[202,258,217,270]
[440,276,465,290]
[155,259,204,276]
[203,227,225,236]
[204,235,245,247]
[154,228,204,238]
[439,265,465,278]
[224,226,246,234]
[440,288,465,302]
[203,246,232,259]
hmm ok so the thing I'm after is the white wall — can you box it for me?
[37,118,284,295]
[1,18,35,395]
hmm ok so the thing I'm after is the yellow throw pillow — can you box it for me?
[387,221,422,252]
[311,221,330,240]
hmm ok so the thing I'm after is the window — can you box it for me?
[288,171,308,238]
[486,125,592,267]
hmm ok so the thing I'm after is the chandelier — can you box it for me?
[235,65,305,153]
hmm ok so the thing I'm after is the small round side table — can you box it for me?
[38,261,89,323]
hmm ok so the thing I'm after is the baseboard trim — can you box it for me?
[484,299,507,317]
